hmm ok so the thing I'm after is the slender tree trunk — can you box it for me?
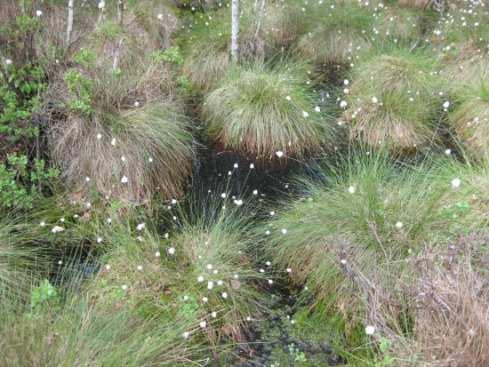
[66,0,74,48]
[113,1,124,71]
[231,0,239,62]
[112,38,124,71]
[254,0,266,39]
[117,0,124,25]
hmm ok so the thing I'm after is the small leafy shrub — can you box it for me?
[151,46,184,65]
[0,63,46,151]
[63,68,93,115]
[0,153,59,211]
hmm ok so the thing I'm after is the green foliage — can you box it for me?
[63,68,93,115]
[0,153,59,211]
[203,64,334,160]
[73,48,97,68]
[0,63,45,144]
[288,343,307,362]
[151,46,184,65]
[375,337,394,367]
[30,279,59,312]
[97,21,123,41]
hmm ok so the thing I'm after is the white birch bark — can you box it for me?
[231,0,239,62]
[66,0,74,48]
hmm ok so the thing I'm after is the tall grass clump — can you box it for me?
[47,6,194,205]
[0,219,49,300]
[0,289,206,366]
[266,154,487,306]
[86,197,267,359]
[263,154,489,363]
[297,0,373,75]
[449,78,489,161]
[373,5,435,45]
[342,49,444,152]
[203,64,334,161]
[51,101,194,204]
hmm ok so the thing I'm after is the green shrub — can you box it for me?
[0,63,46,150]
[30,279,59,313]
[203,64,334,160]
[0,154,59,212]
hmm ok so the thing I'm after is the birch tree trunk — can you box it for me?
[117,0,124,25]
[66,0,74,48]
[231,0,239,62]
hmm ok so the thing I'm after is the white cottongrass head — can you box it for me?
[451,177,461,189]
[365,325,376,335]
[51,226,64,233]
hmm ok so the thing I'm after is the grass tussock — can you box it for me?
[266,154,489,302]
[449,74,489,161]
[264,154,489,364]
[0,292,205,366]
[297,1,373,71]
[203,64,334,161]
[88,200,266,350]
[343,50,443,152]
[50,102,194,204]
[0,219,49,300]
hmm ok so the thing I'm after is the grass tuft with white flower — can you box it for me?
[203,63,335,161]
[85,196,267,361]
[261,153,489,363]
[449,77,489,161]
[51,101,194,205]
[342,48,445,152]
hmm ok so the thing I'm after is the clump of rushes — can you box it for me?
[449,79,489,161]
[265,154,480,304]
[87,199,266,359]
[433,1,489,83]
[181,6,256,92]
[342,49,443,152]
[373,5,435,45]
[0,289,206,366]
[297,0,373,72]
[203,64,333,161]
[431,1,489,50]
[263,154,489,362]
[261,1,311,54]
[51,102,193,205]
